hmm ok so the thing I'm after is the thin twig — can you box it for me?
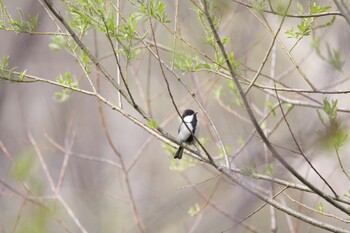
[148,17,212,162]
[335,148,350,182]
[56,118,76,192]
[202,0,350,217]
[246,5,317,91]
[45,133,122,168]
[28,132,88,233]
[284,192,350,223]
[334,0,350,26]
[222,186,288,233]
[233,0,342,18]
[274,85,338,197]
[182,174,263,233]
[40,0,149,120]
[244,1,290,94]
[96,67,145,233]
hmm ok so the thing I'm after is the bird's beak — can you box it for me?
[195,112,198,115]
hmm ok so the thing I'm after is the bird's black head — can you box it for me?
[182,109,196,118]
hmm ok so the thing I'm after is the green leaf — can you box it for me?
[49,35,68,51]
[322,97,337,119]
[19,69,27,80]
[11,148,36,181]
[344,189,350,198]
[311,37,321,55]
[236,136,244,147]
[326,47,345,71]
[316,202,324,213]
[53,72,78,102]
[166,144,198,172]
[286,1,330,41]
[251,0,265,13]
[285,27,298,39]
[309,2,331,14]
[265,164,273,177]
[318,97,348,151]
[333,130,348,152]
[148,119,158,129]
[16,205,50,233]
[265,101,276,116]
[227,52,241,74]
[226,80,243,107]
[214,85,222,100]
[188,203,201,216]
[218,144,231,158]
[0,55,17,80]
[139,0,171,23]
[296,1,305,14]
[8,8,38,32]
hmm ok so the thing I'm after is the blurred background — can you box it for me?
[1,0,350,232]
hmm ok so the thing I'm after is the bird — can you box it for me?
[174,109,199,159]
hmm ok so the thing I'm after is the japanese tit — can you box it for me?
[174,109,199,159]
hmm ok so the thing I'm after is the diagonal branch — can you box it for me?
[334,0,350,26]
[274,85,338,197]
[244,1,290,94]
[201,0,350,216]
[40,0,148,120]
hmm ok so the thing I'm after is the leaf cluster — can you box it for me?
[138,0,170,23]
[312,38,345,71]
[0,1,38,33]
[0,56,16,80]
[54,72,79,102]
[318,98,348,152]
[0,56,28,81]
[285,2,331,39]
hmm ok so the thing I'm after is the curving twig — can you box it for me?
[202,0,350,217]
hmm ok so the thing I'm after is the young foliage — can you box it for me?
[265,164,274,177]
[316,202,324,213]
[0,56,16,80]
[0,3,38,33]
[312,39,344,71]
[80,49,92,74]
[139,0,171,23]
[173,52,210,72]
[10,8,38,32]
[218,144,231,158]
[115,13,144,62]
[53,72,78,102]
[265,101,276,116]
[49,35,69,51]
[148,119,158,129]
[326,46,345,71]
[66,0,105,33]
[323,97,338,120]
[285,2,331,39]
[227,80,243,107]
[11,148,36,181]
[285,2,310,39]
[164,140,201,172]
[251,0,265,13]
[15,207,50,233]
[318,98,348,151]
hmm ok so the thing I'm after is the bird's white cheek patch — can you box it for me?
[183,115,194,123]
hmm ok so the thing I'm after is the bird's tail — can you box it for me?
[174,146,184,159]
